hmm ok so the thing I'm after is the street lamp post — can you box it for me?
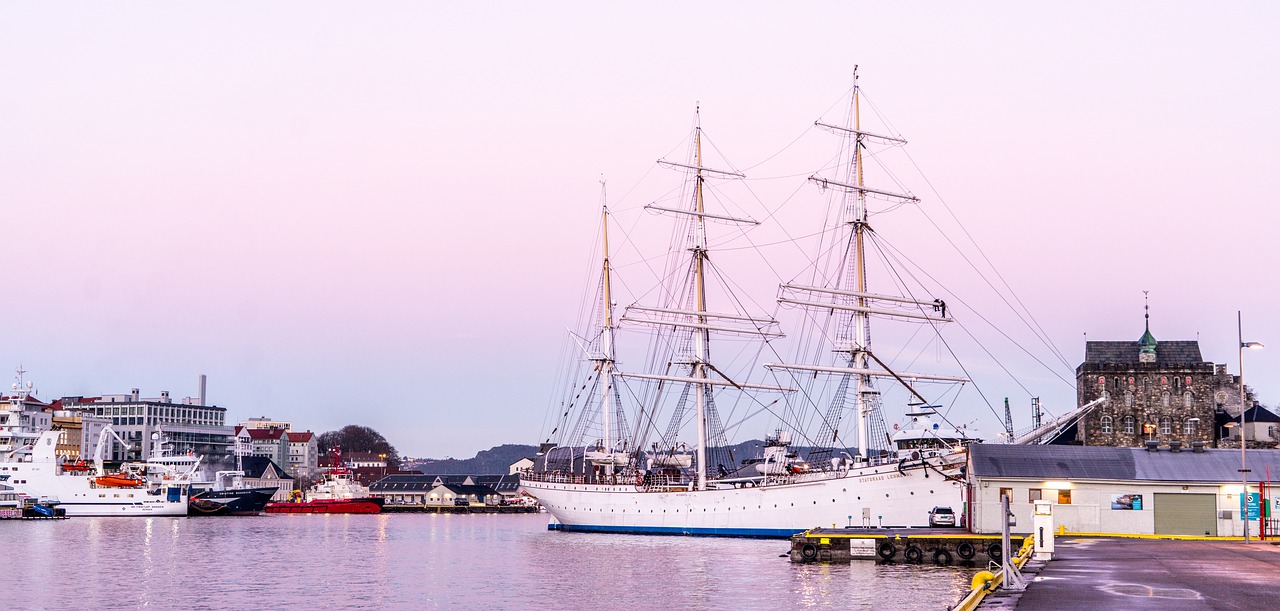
[1238,310,1264,543]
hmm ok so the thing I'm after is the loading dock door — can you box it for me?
[1154,493,1216,536]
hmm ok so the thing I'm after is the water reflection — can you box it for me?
[2,513,969,609]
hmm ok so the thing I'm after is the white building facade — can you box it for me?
[968,443,1280,537]
[61,385,234,461]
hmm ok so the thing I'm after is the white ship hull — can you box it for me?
[4,464,188,516]
[524,458,964,537]
[2,430,189,517]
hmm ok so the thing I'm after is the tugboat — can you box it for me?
[265,448,383,514]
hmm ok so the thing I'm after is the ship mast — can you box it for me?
[598,182,618,475]
[617,107,790,490]
[766,67,964,463]
[692,117,711,491]
[850,69,874,464]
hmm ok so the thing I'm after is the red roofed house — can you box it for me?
[235,426,289,468]
[286,431,318,477]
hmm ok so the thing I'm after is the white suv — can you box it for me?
[928,506,956,527]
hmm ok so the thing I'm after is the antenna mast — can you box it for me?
[1003,397,1014,440]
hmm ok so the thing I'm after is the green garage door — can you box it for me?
[1154,493,1216,536]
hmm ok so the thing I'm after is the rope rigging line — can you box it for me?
[859,87,1070,371]
[901,149,1073,371]
[870,231,1076,390]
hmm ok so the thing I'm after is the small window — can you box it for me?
[1100,416,1113,434]
[1123,416,1136,434]
[1184,419,1198,436]
[1160,417,1172,435]
[1028,488,1042,502]
[1162,392,1171,408]
[1183,392,1194,408]
[1057,489,1072,504]
[999,487,1013,503]
[1124,392,1134,407]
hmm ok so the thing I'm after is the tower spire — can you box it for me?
[1143,290,1150,330]
[1138,291,1157,361]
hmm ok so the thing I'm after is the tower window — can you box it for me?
[1100,416,1113,434]
[1159,417,1171,435]
[1124,416,1136,434]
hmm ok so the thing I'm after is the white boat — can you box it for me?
[0,428,189,516]
[523,70,985,537]
[264,448,383,513]
[0,367,50,458]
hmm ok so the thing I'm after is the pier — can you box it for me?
[381,504,539,514]
[968,536,1280,609]
[0,505,67,520]
[790,527,1025,566]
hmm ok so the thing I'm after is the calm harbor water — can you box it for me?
[5,513,971,609]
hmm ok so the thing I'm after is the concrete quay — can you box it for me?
[979,537,1280,609]
[381,504,538,514]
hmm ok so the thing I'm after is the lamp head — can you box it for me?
[1242,341,1264,350]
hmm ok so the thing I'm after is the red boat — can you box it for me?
[61,460,91,473]
[265,447,384,515]
[94,474,144,487]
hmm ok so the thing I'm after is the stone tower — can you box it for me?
[1075,300,1220,447]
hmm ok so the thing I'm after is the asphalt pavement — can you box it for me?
[987,537,1280,610]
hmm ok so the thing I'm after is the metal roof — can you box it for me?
[369,473,522,493]
[969,443,1280,483]
[1083,340,1204,365]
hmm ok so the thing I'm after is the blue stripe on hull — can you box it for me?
[548,522,802,538]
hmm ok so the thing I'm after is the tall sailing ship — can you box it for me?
[523,71,984,537]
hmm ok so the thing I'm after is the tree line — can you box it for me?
[317,424,401,469]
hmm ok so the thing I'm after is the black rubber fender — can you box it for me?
[956,541,976,560]
[799,542,819,561]
[932,548,953,566]
[904,545,924,564]
[987,543,1003,563]
[877,541,896,560]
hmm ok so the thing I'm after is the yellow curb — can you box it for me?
[1060,532,1251,541]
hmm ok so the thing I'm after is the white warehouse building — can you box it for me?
[967,443,1280,537]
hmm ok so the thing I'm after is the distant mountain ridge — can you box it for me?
[405,440,863,475]
[406,444,538,475]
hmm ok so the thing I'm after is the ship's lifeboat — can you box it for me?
[95,475,144,487]
[62,461,91,473]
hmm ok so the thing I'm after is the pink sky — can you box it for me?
[1,2,1277,457]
